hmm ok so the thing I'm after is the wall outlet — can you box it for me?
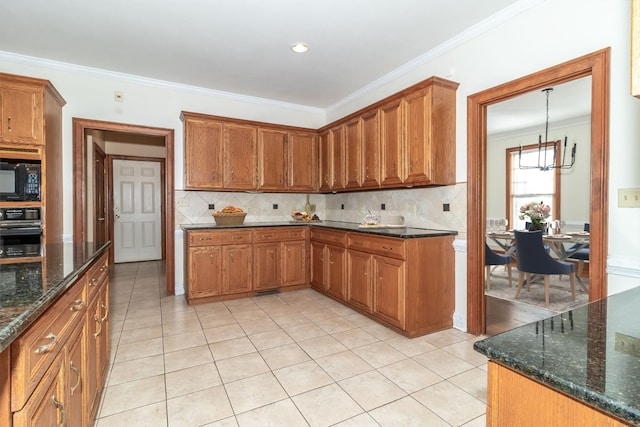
[208,204,215,210]
[618,188,640,208]
[341,204,345,210]
[443,203,450,212]
[381,203,386,210]
[273,204,278,209]
[177,198,189,207]
[114,91,124,102]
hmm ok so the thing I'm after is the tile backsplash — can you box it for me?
[175,183,467,238]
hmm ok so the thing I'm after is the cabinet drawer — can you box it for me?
[189,230,252,246]
[253,227,307,242]
[87,252,109,302]
[347,234,405,260]
[310,228,346,246]
[11,278,87,411]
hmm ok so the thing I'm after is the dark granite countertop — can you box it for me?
[0,241,110,353]
[474,287,640,425]
[180,220,457,239]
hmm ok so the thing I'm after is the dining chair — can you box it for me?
[568,223,590,278]
[513,230,576,306]
[485,242,512,290]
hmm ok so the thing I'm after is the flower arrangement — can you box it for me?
[519,201,551,231]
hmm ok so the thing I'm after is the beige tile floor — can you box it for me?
[95,261,488,427]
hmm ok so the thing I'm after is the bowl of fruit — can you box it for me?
[291,211,320,221]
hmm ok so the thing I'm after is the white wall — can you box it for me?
[1,0,639,331]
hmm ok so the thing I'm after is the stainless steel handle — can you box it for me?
[34,333,58,354]
[70,362,81,395]
[52,394,65,427]
[70,299,85,311]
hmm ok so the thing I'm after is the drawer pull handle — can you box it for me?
[51,394,65,427]
[7,116,11,131]
[100,303,109,322]
[89,278,98,286]
[70,362,81,395]
[100,265,108,272]
[94,315,103,337]
[70,299,85,311]
[34,333,58,354]
[382,246,393,250]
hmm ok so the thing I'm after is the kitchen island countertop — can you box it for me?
[0,241,110,353]
[180,220,457,239]
[474,286,640,425]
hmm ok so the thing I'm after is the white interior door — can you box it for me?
[113,159,162,263]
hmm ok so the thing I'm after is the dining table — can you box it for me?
[486,229,590,290]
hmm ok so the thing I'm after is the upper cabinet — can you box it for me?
[182,112,318,192]
[317,76,458,192]
[182,76,457,193]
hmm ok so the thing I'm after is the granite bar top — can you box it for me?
[474,287,640,425]
[0,241,110,353]
[180,220,458,239]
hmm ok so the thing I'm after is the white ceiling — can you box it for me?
[1,0,522,109]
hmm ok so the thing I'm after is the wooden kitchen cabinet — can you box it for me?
[310,228,346,300]
[347,249,373,312]
[288,130,318,192]
[183,117,224,189]
[344,117,363,189]
[318,131,332,192]
[253,227,307,291]
[361,109,381,188]
[8,251,109,427]
[372,255,405,328]
[224,123,257,190]
[184,229,252,303]
[330,126,346,190]
[0,74,63,147]
[403,81,457,186]
[379,98,405,186]
[258,128,287,191]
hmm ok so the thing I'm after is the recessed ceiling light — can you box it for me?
[291,42,309,53]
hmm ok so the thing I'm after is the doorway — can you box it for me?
[73,118,176,295]
[466,48,610,335]
[112,158,163,263]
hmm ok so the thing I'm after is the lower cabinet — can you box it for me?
[347,250,373,312]
[9,251,110,427]
[310,228,346,300]
[184,227,307,303]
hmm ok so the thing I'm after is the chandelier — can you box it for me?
[518,87,577,171]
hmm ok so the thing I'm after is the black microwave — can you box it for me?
[0,160,41,202]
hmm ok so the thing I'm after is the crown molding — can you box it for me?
[0,50,324,115]
[326,0,544,115]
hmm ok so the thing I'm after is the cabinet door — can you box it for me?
[188,246,223,298]
[184,119,224,189]
[224,123,257,190]
[257,128,287,191]
[254,243,281,290]
[310,241,326,290]
[67,327,85,427]
[330,125,346,190]
[361,109,380,188]
[379,99,405,186]
[0,83,43,144]
[373,256,405,328]
[85,297,99,416]
[95,285,110,394]
[347,250,372,312]
[13,355,65,427]
[282,240,307,286]
[318,131,332,191]
[404,88,432,185]
[288,131,318,192]
[344,117,362,189]
[326,245,346,300]
[222,244,253,294]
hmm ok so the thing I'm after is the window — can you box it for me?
[506,144,561,230]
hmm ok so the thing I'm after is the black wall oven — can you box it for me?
[0,208,42,258]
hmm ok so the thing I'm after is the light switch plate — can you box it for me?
[618,188,640,208]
